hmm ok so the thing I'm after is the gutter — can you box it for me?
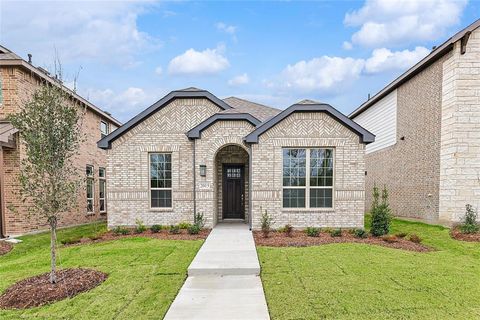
[248,144,253,231]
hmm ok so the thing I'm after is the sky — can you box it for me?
[0,0,479,122]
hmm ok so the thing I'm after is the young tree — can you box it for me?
[8,79,84,283]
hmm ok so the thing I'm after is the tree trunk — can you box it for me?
[49,216,58,284]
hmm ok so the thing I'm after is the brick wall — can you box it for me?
[107,98,221,228]
[362,55,447,221]
[0,66,115,236]
[439,27,480,222]
[250,112,366,229]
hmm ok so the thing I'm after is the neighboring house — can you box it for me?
[0,46,121,237]
[351,19,480,224]
[98,88,374,229]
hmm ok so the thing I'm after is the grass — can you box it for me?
[258,216,480,319]
[0,222,203,319]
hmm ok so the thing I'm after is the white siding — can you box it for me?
[354,90,397,154]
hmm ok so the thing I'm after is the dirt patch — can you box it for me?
[451,228,480,242]
[0,241,12,256]
[0,268,107,309]
[63,228,210,247]
[254,230,432,252]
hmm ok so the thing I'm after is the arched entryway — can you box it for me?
[214,144,249,223]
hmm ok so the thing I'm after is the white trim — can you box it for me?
[282,147,335,209]
[99,167,106,213]
[148,152,173,210]
[86,164,94,213]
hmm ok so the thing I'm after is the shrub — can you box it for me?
[354,228,368,239]
[194,212,206,229]
[260,209,273,238]
[381,235,398,243]
[150,225,162,233]
[169,225,180,234]
[60,237,81,245]
[135,219,147,234]
[370,185,392,236]
[112,226,130,236]
[460,204,479,234]
[283,224,293,237]
[178,222,191,230]
[306,227,320,237]
[322,227,333,234]
[395,232,408,238]
[408,234,422,243]
[187,224,201,235]
[330,229,342,237]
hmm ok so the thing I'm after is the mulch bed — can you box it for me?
[0,268,108,309]
[450,227,480,242]
[0,241,12,256]
[254,230,432,252]
[63,228,210,247]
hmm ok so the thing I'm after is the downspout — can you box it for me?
[0,146,5,238]
[193,140,196,221]
[248,144,253,231]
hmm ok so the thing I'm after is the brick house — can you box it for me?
[98,88,374,229]
[350,19,480,224]
[0,46,121,237]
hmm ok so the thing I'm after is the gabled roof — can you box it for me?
[222,97,281,121]
[98,88,232,149]
[0,45,121,127]
[349,18,480,118]
[244,100,375,144]
[186,113,261,139]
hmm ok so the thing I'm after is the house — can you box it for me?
[98,88,374,229]
[0,46,121,237]
[350,19,480,224]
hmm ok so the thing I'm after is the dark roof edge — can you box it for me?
[244,103,375,144]
[186,113,261,139]
[349,18,480,119]
[98,89,232,149]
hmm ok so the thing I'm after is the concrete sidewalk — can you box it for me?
[164,223,269,320]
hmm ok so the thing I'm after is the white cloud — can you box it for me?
[155,66,163,75]
[272,46,431,93]
[278,56,365,93]
[342,41,353,50]
[1,1,160,66]
[228,73,249,86]
[364,46,430,73]
[344,0,468,47]
[216,22,237,35]
[168,45,230,75]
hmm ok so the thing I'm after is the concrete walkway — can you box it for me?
[164,223,270,320]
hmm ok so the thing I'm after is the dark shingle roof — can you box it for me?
[222,97,281,122]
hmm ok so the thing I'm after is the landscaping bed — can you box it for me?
[0,242,12,256]
[0,268,107,309]
[254,230,432,252]
[62,228,210,246]
[450,227,480,242]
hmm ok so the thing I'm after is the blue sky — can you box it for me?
[1,0,479,122]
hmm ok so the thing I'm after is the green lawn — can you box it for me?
[258,217,480,320]
[0,222,202,319]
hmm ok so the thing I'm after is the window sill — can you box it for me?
[149,208,174,212]
[100,211,107,215]
[282,208,334,212]
[86,212,95,216]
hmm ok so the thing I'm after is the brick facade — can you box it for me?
[0,65,118,236]
[106,98,368,230]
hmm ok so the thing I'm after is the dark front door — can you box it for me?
[222,165,245,219]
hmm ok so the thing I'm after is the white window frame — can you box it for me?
[99,167,106,213]
[149,152,173,209]
[86,165,94,213]
[100,121,109,138]
[282,147,335,210]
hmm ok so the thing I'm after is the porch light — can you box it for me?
[199,164,206,177]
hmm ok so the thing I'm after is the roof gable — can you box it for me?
[98,88,232,149]
[244,102,375,144]
[187,113,261,139]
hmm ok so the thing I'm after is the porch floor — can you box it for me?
[164,222,269,320]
